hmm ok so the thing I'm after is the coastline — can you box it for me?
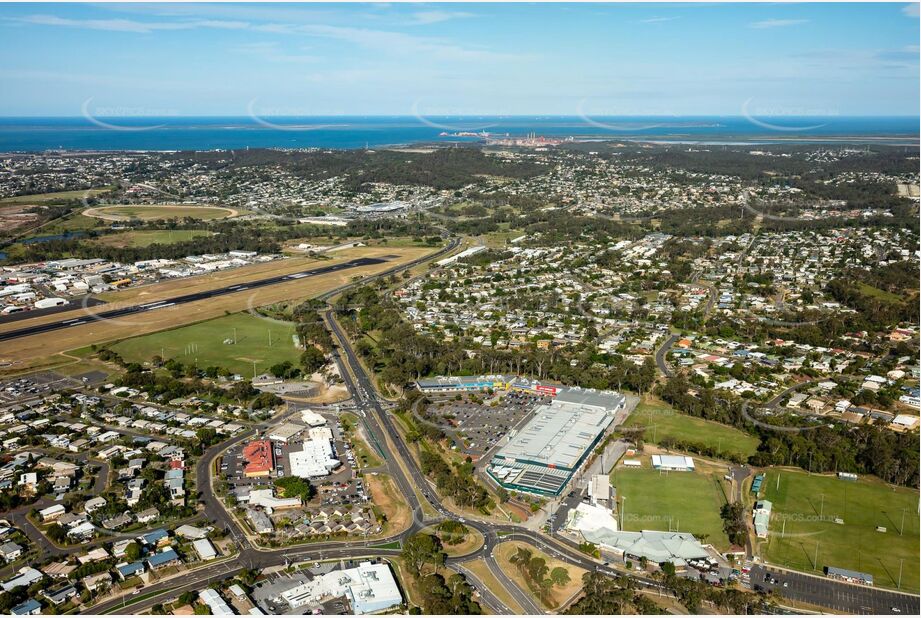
[0,116,917,152]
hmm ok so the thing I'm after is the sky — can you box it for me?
[0,2,918,117]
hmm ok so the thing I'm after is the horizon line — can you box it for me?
[1,114,919,120]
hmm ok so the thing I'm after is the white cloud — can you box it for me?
[290,23,522,62]
[903,4,920,18]
[749,19,809,29]
[9,11,518,64]
[408,11,474,26]
[640,17,678,24]
[13,14,190,33]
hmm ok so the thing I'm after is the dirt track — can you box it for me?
[82,204,238,221]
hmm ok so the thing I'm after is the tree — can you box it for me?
[509,546,533,568]
[46,523,67,544]
[550,566,570,587]
[566,571,663,615]
[720,501,748,547]
[300,346,327,374]
[125,542,142,561]
[178,591,197,606]
[416,572,482,614]
[401,533,446,577]
[527,556,549,584]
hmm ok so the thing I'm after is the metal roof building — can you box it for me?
[651,454,695,471]
[487,388,624,496]
[578,529,710,567]
[824,566,874,586]
[200,588,235,615]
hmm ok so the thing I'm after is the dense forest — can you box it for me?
[167,146,545,192]
[610,145,919,181]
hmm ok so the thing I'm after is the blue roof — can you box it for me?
[11,599,41,615]
[141,528,168,544]
[116,562,145,577]
[147,548,179,568]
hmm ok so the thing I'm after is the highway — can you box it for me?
[0,257,387,343]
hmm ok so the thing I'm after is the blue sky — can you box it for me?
[0,2,918,116]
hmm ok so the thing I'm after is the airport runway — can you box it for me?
[0,257,386,343]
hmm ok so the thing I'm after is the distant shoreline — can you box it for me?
[1,136,918,155]
[0,116,917,152]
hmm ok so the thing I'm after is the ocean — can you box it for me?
[0,116,917,152]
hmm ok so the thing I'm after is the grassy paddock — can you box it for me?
[0,188,111,204]
[760,469,919,592]
[612,462,731,550]
[109,312,298,377]
[94,229,213,248]
[624,399,760,460]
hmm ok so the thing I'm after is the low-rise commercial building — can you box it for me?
[289,439,340,478]
[753,500,772,539]
[487,387,624,496]
[242,440,274,477]
[651,455,695,472]
[279,561,402,614]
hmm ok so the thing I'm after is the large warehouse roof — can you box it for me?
[494,400,615,470]
[554,387,625,411]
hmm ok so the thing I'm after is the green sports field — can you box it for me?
[109,312,300,377]
[612,464,732,550]
[624,400,760,460]
[759,469,919,592]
